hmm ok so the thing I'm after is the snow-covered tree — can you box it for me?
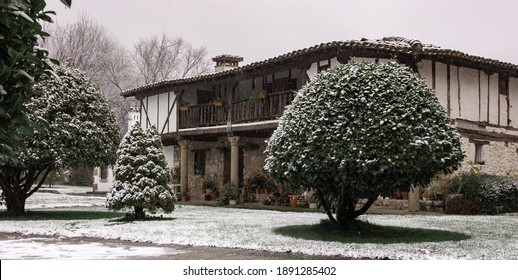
[265,61,464,228]
[106,124,176,219]
[0,65,120,213]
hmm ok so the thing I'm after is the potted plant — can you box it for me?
[202,175,216,194]
[179,100,190,111]
[249,90,268,102]
[217,182,237,206]
[289,195,299,208]
[181,191,190,202]
[309,195,318,209]
[213,97,225,107]
[247,173,275,194]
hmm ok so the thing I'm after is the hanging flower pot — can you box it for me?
[179,105,189,111]
[213,101,224,107]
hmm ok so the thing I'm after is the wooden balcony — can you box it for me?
[179,90,296,129]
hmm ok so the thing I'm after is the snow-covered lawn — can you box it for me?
[1,187,517,259]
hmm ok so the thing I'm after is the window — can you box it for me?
[194,150,206,176]
[317,59,331,72]
[474,143,485,164]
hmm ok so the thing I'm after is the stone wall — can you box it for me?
[183,136,269,199]
[458,135,518,177]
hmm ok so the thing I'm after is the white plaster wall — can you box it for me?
[458,67,479,121]
[449,66,460,119]
[330,57,340,68]
[509,78,518,128]
[479,72,489,123]
[418,60,433,89]
[157,92,169,133]
[434,62,449,114]
[145,95,158,130]
[307,62,318,80]
[163,145,176,169]
[488,74,499,125]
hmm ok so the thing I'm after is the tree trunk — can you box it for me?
[5,193,27,214]
[336,198,357,227]
[134,206,145,219]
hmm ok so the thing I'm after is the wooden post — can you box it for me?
[408,186,420,212]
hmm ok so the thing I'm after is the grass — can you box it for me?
[274,219,471,244]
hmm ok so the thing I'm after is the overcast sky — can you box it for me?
[46,0,518,66]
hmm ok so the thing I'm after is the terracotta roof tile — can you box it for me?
[122,37,518,97]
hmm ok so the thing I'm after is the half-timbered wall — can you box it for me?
[140,91,178,134]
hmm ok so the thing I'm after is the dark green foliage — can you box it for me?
[217,182,237,206]
[106,124,176,219]
[0,0,70,163]
[265,60,464,227]
[0,65,120,214]
[450,173,518,214]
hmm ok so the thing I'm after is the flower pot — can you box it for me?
[289,196,298,208]
[181,195,190,202]
[179,105,189,111]
[309,202,318,209]
[401,192,409,200]
[213,101,224,107]
[297,200,308,208]
[229,199,237,205]
[257,92,267,99]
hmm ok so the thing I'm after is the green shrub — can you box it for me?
[217,182,237,206]
[450,173,518,214]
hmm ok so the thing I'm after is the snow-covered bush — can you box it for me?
[106,124,176,219]
[450,173,518,214]
[265,60,464,228]
[0,65,120,213]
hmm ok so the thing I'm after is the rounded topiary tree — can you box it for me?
[265,60,464,228]
[106,123,176,219]
[0,65,120,214]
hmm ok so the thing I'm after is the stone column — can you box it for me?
[228,136,240,188]
[178,140,190,194]
[408,186,420,212]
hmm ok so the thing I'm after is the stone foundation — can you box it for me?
[359,197,444,212]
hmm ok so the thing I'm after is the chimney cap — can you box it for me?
[212,54,243,63]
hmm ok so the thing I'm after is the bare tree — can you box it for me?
[132,33,211,85]
[42,14,136,137]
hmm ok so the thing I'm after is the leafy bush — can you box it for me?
[265,60,464,227]
[217,182,237,206]
[450,173,518,214]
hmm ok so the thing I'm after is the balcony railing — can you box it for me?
[233,90,295,123]
[178,90,296,129]
[179,103,227,129]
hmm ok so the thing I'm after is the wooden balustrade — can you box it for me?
[179,103,227,128]
[178,90,296,129]
[233,90,295,124]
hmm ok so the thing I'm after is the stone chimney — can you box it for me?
[212,54,243,73]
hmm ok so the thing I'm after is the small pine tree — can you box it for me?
[106,123,176,219]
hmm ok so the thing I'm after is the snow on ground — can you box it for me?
[1,188,518,259]
[0,236,181,259]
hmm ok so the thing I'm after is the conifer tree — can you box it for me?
[107,123,176,219]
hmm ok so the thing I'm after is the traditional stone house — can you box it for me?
[121,37,518,199]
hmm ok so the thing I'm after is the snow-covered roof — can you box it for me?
[122,37,518,97]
